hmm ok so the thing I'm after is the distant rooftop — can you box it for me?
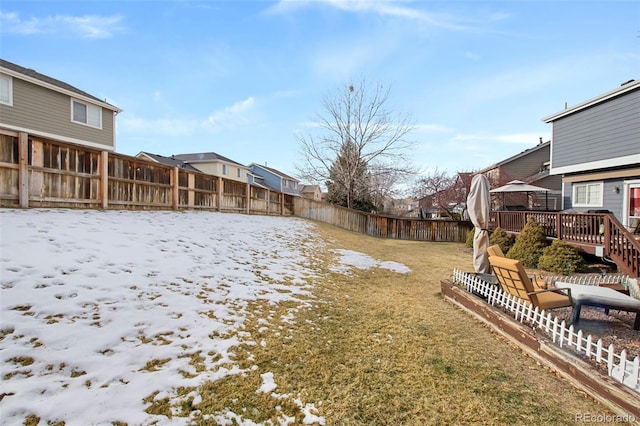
[173,152,245,167]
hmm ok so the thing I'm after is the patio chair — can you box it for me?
[487,245,547,290]
[489,256,640,330]
[487,244,505,257]
[488,255,573,311]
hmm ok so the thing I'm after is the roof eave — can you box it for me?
[0,65,122,113]
[542,79,640,123]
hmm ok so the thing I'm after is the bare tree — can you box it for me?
[413,169,468,218]
[296,78,416,210]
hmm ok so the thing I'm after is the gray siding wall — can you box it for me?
[0,77,114,149]
[552,89,640,168]
[501,144,550,181]
[562,178,633,217]
[250,166,281,192]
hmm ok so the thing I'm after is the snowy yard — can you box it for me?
[0,209,410,425]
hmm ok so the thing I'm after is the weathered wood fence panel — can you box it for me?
[293,197,472,242]
[0,132,19,206]
[0,132,296,215]
[108,153,172,208]
[294,197,367,233]
[1,132,472,243]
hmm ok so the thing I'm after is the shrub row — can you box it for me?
[469,217,587,274]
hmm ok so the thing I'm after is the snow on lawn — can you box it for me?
[0,209,410,425]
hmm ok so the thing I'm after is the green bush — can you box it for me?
[465,227,475,248]
[489,227,514,255]
[506,217,547,268]
[537,239,586,275]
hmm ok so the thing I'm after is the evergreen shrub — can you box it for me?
[506,217,547,268]
[537,239,586,274]
[489,227,514,255]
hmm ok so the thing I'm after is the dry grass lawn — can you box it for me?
[166,221,612,425]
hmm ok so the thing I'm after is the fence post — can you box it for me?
[18,132,28,208]
[280,193,284,216]
[217,176,223,212]
[171,167,179,210]
[100,150,109,209]
[246,182,250,214]
[188,173,195,207]
[266,189,271,214]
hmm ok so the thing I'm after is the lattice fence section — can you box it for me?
[452,269,640,393]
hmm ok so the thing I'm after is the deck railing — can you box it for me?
[490,211,640,278]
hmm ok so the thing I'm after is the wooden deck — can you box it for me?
[489,211,640,278]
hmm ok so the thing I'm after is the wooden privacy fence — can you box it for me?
[294,197,473,243]
[0,131,292,215]
[0,130,470,243]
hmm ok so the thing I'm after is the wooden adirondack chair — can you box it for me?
[488,255,573,311]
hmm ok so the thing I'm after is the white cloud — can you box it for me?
[203,97,256,130]
[269,0,472,30]
[0,11,125,38]
[414,123,455,133]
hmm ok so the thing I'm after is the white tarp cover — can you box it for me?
[467,174,491,273]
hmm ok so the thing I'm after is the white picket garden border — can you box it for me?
[452,269,640,394]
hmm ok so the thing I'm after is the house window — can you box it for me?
[71,99,101,128]
[0,74,12,106]
[222,164,228,175]
[237,168,242,178]
[573,182,603,207]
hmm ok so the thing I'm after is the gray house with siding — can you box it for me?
[543,79,640,229]
[248,163,301,196]
[477,140,562,211]
[0,59,121,151]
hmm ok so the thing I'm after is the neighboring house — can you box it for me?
[300,184,322,201]
[383,197,417,217]
[135,151,201,172]
[0,58,121,151]
[476,140,562,211]
[248,163,300,196]
[417,172,473,218]
[171,152,249,183]
[543,79,640,229]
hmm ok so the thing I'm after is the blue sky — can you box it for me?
[1,0,638,181]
